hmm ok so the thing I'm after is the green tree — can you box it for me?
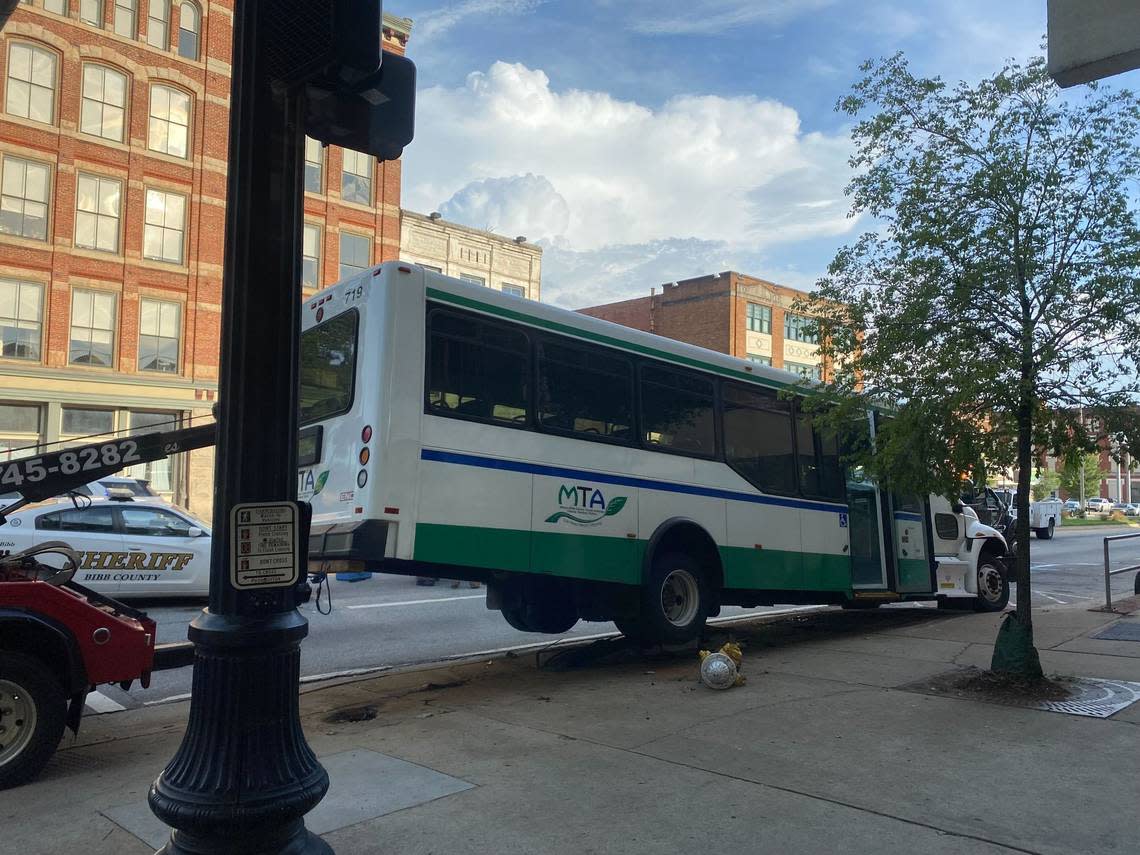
[1031,470,1060,501]
[803,54,1140,677]
[1058,453,1105,501]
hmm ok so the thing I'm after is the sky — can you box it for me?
[393,0,1050,308]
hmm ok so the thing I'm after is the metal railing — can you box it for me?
[1102,532,1140,612]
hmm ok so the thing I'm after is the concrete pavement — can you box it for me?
[4,603,1139,855]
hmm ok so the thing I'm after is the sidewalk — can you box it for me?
[4,603,1138,855]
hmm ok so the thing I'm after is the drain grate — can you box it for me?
[1025,678,1140,718]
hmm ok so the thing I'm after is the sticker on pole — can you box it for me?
[229,501,300,590]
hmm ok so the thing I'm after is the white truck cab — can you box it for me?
[929,495,1010,610]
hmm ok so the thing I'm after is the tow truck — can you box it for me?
[0,424,214,789]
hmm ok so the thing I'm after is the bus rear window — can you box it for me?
[300,309,358,425]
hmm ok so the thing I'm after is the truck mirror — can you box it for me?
[187,527,204,538]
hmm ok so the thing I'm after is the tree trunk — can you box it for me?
[990,354,1044,678]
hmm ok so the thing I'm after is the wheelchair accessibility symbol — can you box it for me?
[838,512,848,528]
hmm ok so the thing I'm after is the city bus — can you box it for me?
[299,262,1009,645]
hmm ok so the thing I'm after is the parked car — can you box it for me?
[1,476,161,505]
[1124,504,1140,517]
[1063,499,1080,512]
[0,495,210,598]
[1086,497,1111,511]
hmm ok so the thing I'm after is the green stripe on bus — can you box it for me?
[415,523,854,593]
[426,287,800,392]
[897,558,933,592]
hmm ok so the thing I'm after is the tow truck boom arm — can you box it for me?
[0,423,216,512]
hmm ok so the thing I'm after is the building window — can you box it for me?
[302,223,321,289]
[125,411,180,495]
[341,149,372,205]
[143,188,186,264]
[784,360,822,381]
[114,0,138,37]
[502,283,526,298]
[138,298,181,373]
[80,0,103,26]
[784,313,819,344]
[44,0,66,14]
[80,65,128,142]
[0,280,43,361]
[419,264,442,273]
[75,173,122,253]
[747,354,771,366]
[69,290,117,367]
[304,137,323,193]
[147,0,170,49]
[61,406,114,437]
[1,156,50,241]
[459,273,486,287]
[0,403,42,460]
[339,232,370,279]
[177,1,200,60]
[746,302,771,334]
[6,42,57,124]
[148,84,190,158]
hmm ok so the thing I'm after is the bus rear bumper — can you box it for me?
[308,519,389,567]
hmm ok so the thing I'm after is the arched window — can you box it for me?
[5,42,58,125]
[80,64,129,142]
[177,1,200,60]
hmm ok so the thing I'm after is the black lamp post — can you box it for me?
[147,2,413,853]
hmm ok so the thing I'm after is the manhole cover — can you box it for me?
[1091,619,1140,642]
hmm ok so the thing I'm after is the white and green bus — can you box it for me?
[299,262,1010,645]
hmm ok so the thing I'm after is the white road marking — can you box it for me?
[85,691,126,713]
[1035,590,1093,600]
[346,594,485,610]
[144,693,191,706]
[1035,591,1068,604]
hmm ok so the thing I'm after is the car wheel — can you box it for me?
[0,653,67,790]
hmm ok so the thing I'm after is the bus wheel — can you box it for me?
[0,653,67,791]
[621,553,709,646]
[501,597,577,635]
[973,557,1010,612]
[841,600,881,610]
[1035,520,1055,540]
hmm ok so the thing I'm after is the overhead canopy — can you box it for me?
[1048,0,1140,87]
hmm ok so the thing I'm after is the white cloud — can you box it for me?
[414,0,543,43]
[404,61,856,266]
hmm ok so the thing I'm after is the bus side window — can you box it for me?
[722,382,796,494]
[427,309,530,426]
[640,365,716,456]
[537,339,633,442]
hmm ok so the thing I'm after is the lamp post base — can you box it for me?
[149,610,330,855]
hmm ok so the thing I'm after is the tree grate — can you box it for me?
[1005,677,1140,719]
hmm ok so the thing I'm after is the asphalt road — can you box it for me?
[81,524,1139,715]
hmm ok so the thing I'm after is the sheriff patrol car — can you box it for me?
[0,495,211,598]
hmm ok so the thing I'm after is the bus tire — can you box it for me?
[621,553,709,646]
[501,598,577,635]
[841,600,881,610]
[973,556,1010,612]
[0,652,67,790]
[1035,520,1055,540]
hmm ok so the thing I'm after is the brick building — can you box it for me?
[399,209,542,300]
[0,2,410,519]
[580,271,830,380]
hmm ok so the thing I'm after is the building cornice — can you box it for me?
[401,209,542,252]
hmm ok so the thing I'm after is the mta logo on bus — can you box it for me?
[545,484,627,526]
[298,469,329,499]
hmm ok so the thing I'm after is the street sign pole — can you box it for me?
[147,0,329,852]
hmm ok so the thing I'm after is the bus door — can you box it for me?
[845,475,888,588]
[886,493,936,594]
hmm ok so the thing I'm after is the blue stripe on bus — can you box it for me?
[420,448,848,514]
[893,512,923,522]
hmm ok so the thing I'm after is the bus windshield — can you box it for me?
[300,309,358,425]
